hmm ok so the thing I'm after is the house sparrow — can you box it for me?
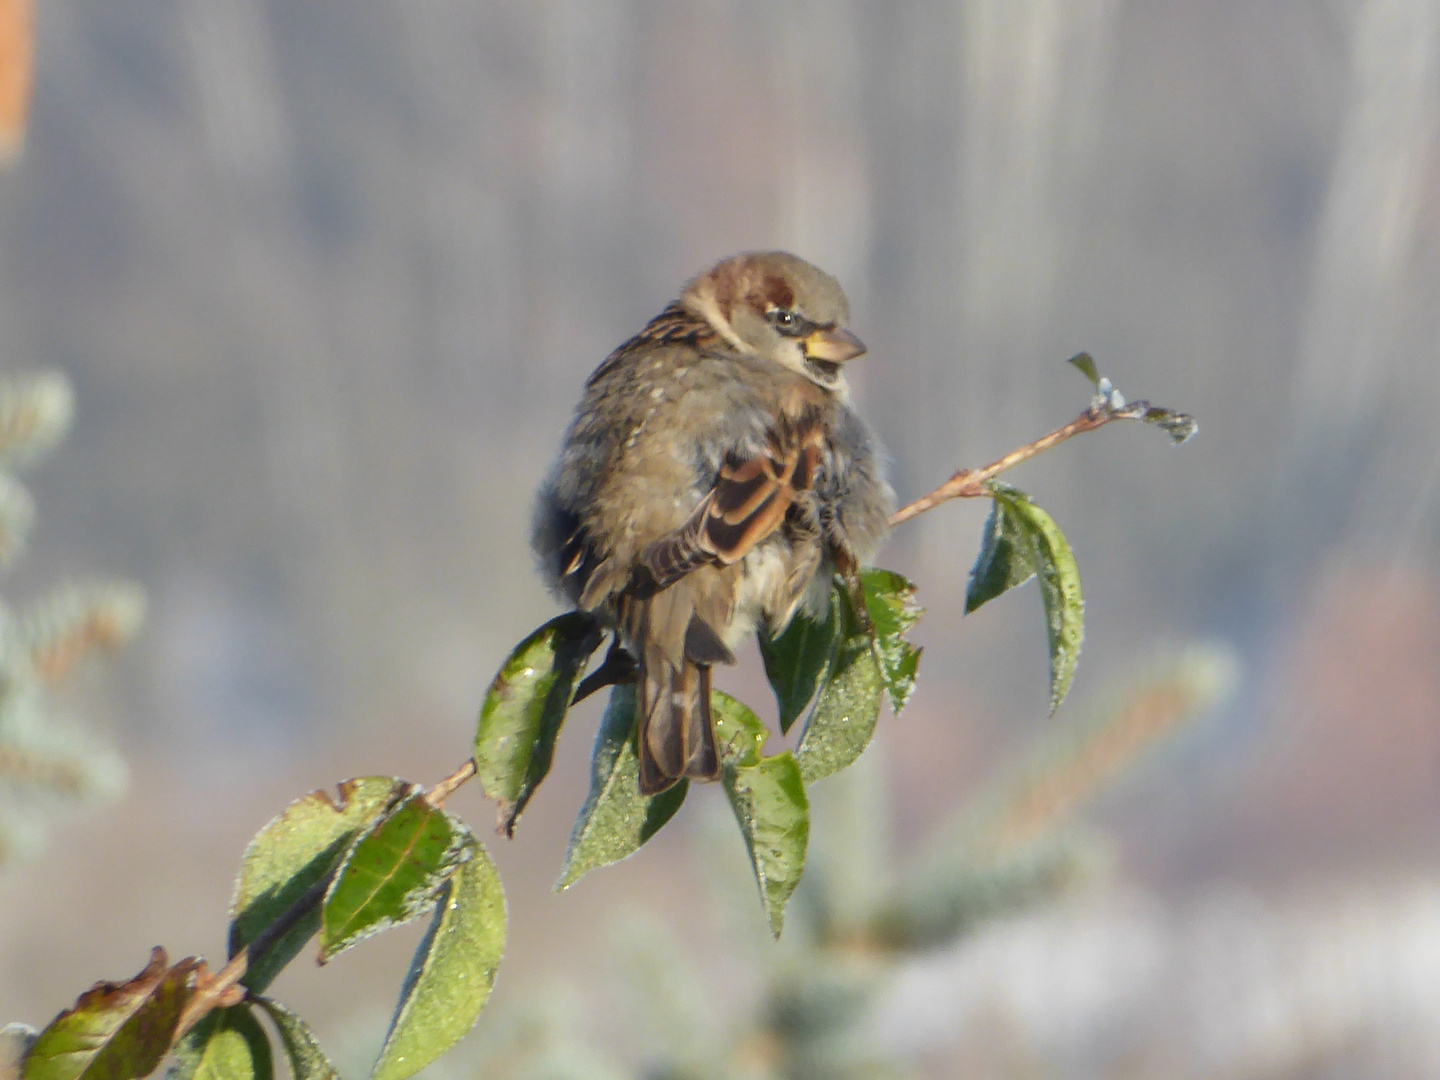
[533,252,893,794]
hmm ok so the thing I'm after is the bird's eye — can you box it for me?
[769,309,803,336]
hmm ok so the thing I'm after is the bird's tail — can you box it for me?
[624,581,734,796]
[637,650,717,796]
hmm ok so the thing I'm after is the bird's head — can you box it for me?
[680,251,866,390]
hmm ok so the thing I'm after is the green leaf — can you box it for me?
[760,573,917,785]
[555,684,687,890]
[24,949,200,1080]
[230,777,406,994]
[722,748,809,938]
[711,692,809,937]
[1068,352,1101,386]
[251,1001,337,1080]
[710,690,768,768]
[320,794,476,962]
[167,1006,273,1080]
[794,589,884,785]
[965,499,1038,614]
[759,594,841,734]
[369,838,507,1080]
[474,613,604,837]
[987,484,1085,714]
[860,568,924,714]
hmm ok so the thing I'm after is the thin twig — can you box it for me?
[889,406,1116,527]
[174,873,330,1038]
[172,757,479,1041]
[426,758,476,808]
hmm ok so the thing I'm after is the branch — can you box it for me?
[425,758,476,809]
[173,875,326,1038]
[890,407,1111,526]
[889,384,1196,527]
[172,757,479,1041]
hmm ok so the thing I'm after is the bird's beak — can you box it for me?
[803,326,867,364]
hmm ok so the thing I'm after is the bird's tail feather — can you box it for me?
[625,586,724,796]
[637,648,719,796]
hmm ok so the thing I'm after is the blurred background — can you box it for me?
[2,0,1440,1076]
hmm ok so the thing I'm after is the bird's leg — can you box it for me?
[832,544,873,636]
[571,635,637,704]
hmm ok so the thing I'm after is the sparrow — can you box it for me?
[533,251,893,795]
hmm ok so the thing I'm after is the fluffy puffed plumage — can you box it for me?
[533,252,893,794]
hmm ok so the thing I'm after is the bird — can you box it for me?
[532,251,893,795]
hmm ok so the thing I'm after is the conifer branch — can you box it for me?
[0,746,86,795]
[25,585,146,684]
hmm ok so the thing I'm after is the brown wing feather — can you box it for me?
[639,443,803,592]
[630,419,828,795]
[712,455,782,524]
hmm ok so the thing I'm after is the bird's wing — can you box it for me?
[639,429,823,593]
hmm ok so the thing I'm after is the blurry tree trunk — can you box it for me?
[949,0,1116,447]
[864,0,1118,572]
[771,1,871,302]
[1285,0,1440,564]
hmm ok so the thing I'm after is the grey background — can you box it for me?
[3,2,1440,1075]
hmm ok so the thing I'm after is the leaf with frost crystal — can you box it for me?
[759,592,841,734]
[712,692,809,937]
[726,755,808,938]
[167,1006,273,1080]
[556,684,687,890]
[793,588,884,784]
[766,571,920,784]
[369,831,506,1080]
[320,794,476,962]
[985,484,1085,714]
[230,777,406,993]
[860,568,924,714]
[474,613,604,836]
[965,499,1038,614]
[252,1001,337,1080]
[710,690,768,769]
[24,948,200,1080]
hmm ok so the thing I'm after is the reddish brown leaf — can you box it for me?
[23,948,203,1080]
